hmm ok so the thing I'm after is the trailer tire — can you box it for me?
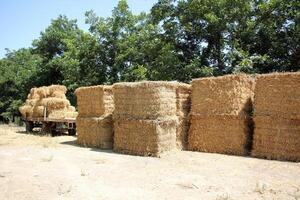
[68,129,76,136]
[25,121,34,133]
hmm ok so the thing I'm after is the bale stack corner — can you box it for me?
[252,72,300,161]
[75,85,114,149]
[188,74,254,156]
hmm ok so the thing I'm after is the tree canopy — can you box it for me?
[0,0,299,121]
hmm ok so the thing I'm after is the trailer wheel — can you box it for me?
[25,121,34,133]
[68,129,76,136]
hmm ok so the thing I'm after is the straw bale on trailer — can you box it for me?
[77,115,113,149]
[48,106,78,119]
[114,118,178,156]
[19,105,32,118]
[188,74,254,155]
[32,106,45,118]
[252,72,300,161]
[40,98,70,110]
[19,85,76,120]
[75,86,114,117]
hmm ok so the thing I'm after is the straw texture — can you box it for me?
[75,86,114,117]
[252,72,300,161]
[188,74,254,155]
[114,118,178,156]
[112,81,191,156]
[75,85,114,149]
[76,115,113,149]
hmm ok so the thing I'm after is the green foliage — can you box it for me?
[0,0,299,122]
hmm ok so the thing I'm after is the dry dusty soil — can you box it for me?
[0,124,299,200]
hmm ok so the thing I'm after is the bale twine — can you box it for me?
[252,72,300,161]
[76,115,113,149]
[188,74,254,156]
[75,85,114,117]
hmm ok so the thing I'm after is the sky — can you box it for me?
[0,0,157,58]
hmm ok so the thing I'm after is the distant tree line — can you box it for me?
[0,0,299,121]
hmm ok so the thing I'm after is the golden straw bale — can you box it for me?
[113,81,178,120]
[48,110,78,119]
[191,74,254,116]
[48,85,67,95]
[67,106,76,112]
[32,106,45,118]
[25,99,38,107]
[19,105,33,118]
[40,97,70,110]
[254,72,300,119]
[27,88,40,99]
[252,115,300,162]
[114,117,178,157]
[75,85,114,117]
[188,115,252,156]
[35,86,50,98]
[76,115,113,149]
[51,91,66,99]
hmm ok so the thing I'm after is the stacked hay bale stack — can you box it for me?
[19,85,77,119]
[75,86,114,149]
[188,74,254,156]
[252,72,300,161]
[113,81,191,157]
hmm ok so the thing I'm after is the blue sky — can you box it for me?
[0,0,157,58]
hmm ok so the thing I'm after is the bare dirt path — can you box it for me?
[0,124,299,200]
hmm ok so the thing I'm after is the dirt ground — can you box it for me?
[0,124,299,200]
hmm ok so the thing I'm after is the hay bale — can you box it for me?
[191,74,254,116]
[32,106,45,118]
[27,88,40,99]
[51,91,66,99]
[113,81,178,120]
[48,110,78,119]
[252,72,300,161]
[254,72,300,119]
[252,116,300,162]
[188,115,252,155]
[35,86,50,99]
[76,115,113,149]
[19,105,32,118]
[114,118,178,157]
[48,85,67,95]
[25,99,38,107]
[75,85,114,117]
[40,98,70,110]
[188,74,254,155]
